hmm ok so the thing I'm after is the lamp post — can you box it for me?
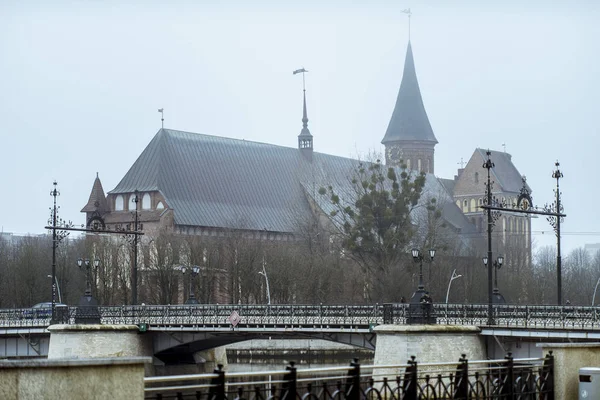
[75,257,101,323]
[258,264,271,305]
[47,275,62,303]
[552,162,564,305]
[482,255,506,304]
[445,269,462,304]
[181,266,200,304]
[409,248,436,324]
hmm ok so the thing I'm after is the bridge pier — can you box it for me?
[47,324,155,375]
[373,325,485,369]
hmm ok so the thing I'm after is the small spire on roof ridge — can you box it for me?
[294,68,313,154]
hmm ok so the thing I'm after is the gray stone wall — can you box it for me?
[0,357,150,400]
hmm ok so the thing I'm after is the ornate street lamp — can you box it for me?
[181,266,200,304]
[483,255,506,304]
[75,257,101,323]
[408,248,436,324]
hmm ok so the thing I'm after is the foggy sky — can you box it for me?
[1,1,598,255]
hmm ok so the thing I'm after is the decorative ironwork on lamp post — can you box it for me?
[480,154,567,311]
[46,183,145,308]
[483,255,505,304]
[48,181,73,323]
[75,258,101,323]
[482,151,502,324]
[408,248,436,324]
[545,161,564,305]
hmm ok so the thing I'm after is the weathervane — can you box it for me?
[401,8,412,40]
[293,68,308,92]
[158,108,164,129]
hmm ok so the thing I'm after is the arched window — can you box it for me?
[157,201,165,210]
[470,199,476,212]
[463,200,468,212]
[115,195,124,211]
[142,193,151,210]
[418,159,422,172]
[474,172,479,184]
[406,159,411,170]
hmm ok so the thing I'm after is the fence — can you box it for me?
[144,352,554,400]
[2,302,600,330]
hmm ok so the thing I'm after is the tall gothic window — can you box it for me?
[142,193,151,210]
[115,195,124,211]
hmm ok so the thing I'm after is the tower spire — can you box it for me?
[382,38,438,173]
[294,68,313,157]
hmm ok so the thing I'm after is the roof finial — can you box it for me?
[293,68,310,129]
[401,8,412,41]
[158,108,164,129]
[502,143,507,153]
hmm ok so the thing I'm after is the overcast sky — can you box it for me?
[1,1,598,255]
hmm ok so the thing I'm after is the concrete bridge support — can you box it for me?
[373,325,485,373]
[47,324,155,375]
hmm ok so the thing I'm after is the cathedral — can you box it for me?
[81,40,531,261]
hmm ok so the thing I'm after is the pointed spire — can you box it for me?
[294,68,313,152]
[299,89,312,139]
[81,174,109,213]
[381,42,437,145]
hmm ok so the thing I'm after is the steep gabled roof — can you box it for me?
[477,149,530,194]
[81,173,109,213]
[382,42,437,145]
[453,149,531,197]
[109,129,471,235]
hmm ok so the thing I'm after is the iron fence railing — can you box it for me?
[2,302,600,330]
[143,352,554,400]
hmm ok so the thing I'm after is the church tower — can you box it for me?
[382,42,437,173]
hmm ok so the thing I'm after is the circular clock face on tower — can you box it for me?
[386,145,402,162]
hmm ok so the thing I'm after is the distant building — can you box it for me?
[81,39,532,285]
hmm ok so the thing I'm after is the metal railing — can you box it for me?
[144,352,554,399]
[2,302,600,330]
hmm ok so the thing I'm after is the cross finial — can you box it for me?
[158,108,164,129]
[401,8,412,40]
[502,143,507,153]
[457,157,465,168]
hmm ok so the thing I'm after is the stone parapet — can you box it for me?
[538,342,600,400]
[48,324,154,375]
[0,357,150,400]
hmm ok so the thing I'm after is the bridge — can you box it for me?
[2,303,600,360]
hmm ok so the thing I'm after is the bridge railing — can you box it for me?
[144,352,554,400]
[99,304,385,328]
[3,303,600,330]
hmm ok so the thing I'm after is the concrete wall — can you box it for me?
[539,343,600,400]
[0,357,150,400]
[373,325,485,377]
